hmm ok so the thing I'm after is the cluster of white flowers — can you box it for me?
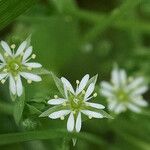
[0,40,42,97]
[41,74,106,133]
[100,68,148,114]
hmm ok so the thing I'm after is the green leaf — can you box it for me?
[0,130,105,146]
[0,0,37,31]
[98,109,114,119]
[26,104,42,115]
[39,105,63,117]
[51,72,65,97]
[31,68,51,75]
[87,74,98,86]
[13,89,25,125]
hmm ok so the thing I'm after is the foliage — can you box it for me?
[0,0,150,150]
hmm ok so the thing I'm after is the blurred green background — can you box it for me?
[0,0,150,149]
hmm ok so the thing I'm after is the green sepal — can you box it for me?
[13,88,25,125]
[51,72,66,97]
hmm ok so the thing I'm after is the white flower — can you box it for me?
[100,68,148,114]
[41,74,106,133]
[0,40,42,97]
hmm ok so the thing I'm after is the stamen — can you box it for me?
[3,68,8,72]
[93,93,97,97]
[11,44,16,49]
[14,64,19,70]
[31,54,36,59]
[1,79,6,84]
[27,80,32,84]
[89,116,92,119]
[62,102,66,106]
[54,95,58,99]
[73,110,76,114]
[27,67,32,70]
[60,116,65,120]
[82,90,85,94]
[76,80,79,85]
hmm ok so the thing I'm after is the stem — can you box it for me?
[0,129,105,146]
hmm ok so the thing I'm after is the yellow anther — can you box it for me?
[76,80,79,84]
[27,67,32,70]
[31,54,36,59]
[93,93,97,97]
[60,116,65,120]
[3,69,7,72]
[10,44,16,49]
[73,111,76,114]
[62,102,66,106]
[54,95,58,99]
[1,79,6,84]
[89,116,92,119]
[27,80,32,84]
[82,90,85,94]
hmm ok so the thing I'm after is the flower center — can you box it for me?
[116,89,128,102]
[6,59,21,76]
[69,93,85,113]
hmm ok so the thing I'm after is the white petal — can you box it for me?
[0,73,7,80]
[0,53,5,62]
[81,110,103,118]
[20,72,42,82]
[15,41,27,56]
[16,75,23,97]
[84,83,95,101]
[101,81,113,91]
[24,62,42,68]
[114,104,126,114]
[76,74,89,95]
[108,100,117,111]
[132,86,148,96]
[49,110,70,119]
[61,77,74,94]
[67,112,74,132]
[48,98,67,105]
[120,69,127,85]
[9,75,16,95]
[22,46,32,62]
[1,41,12,56]
[111,68,120,87]
[127,103,141,113]
[75,112,81,132]
[86,102,105,109]
[101,89,113,98]
[131,98,148,107]
[127,77,144,90]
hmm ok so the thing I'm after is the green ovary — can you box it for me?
[116,89,129,102]
[6,59,22,76]
[69,94,85,112]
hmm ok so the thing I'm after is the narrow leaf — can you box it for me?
[51,72,65,97]
[0,0,37,31]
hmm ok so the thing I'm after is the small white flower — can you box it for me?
[100,68,148,114]
[41,74,106,133]
[0,40,42,97]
